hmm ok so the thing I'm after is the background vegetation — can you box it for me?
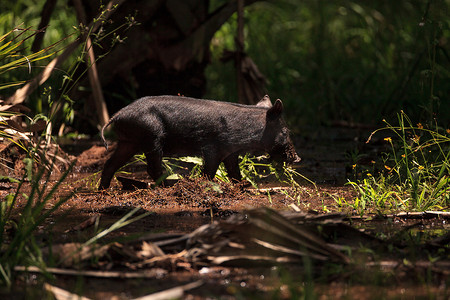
[207,0,450,126]
[0,0,449,131]
[0,0,77,112]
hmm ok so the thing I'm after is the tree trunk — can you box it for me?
[70,0,260,130]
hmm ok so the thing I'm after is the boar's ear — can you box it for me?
[256,95,272,108]
[266,99,283,120]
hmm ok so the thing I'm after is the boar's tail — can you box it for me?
[101,118,114,150]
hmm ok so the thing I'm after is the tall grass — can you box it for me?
[0,153,74,287]
[0,26,64,92]
[0,26,71,171]
[0,23,77,288]
[348,111,450,214]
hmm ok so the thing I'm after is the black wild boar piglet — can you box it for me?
[99,95,300,189]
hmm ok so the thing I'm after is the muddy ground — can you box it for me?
[0,127,449,299]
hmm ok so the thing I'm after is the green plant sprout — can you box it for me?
[113,153,308,191]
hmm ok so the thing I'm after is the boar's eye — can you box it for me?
[275,128,289,144]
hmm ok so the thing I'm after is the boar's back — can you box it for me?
[110,96,270,156]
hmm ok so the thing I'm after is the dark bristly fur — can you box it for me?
[99,95,300,189]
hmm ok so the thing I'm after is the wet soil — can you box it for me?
[1,126,449,299]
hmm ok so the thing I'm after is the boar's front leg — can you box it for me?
[99,141,139,190]
[144,149,164,183]
[202,149,221,180]
[223,153,241,181]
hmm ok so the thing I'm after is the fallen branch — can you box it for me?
[44,279,204,300]
[207,255,301,265]
[349,211,450,220]
[44,283,92,300]
[186,208,350,265]
[132,280,204,300]
[365,260,450,275]
[15,265,168,279]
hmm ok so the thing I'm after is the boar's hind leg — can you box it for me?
[99,141,139,190]
[223,153,241,181]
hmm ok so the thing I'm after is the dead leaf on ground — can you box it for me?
[64,215,99,233]
[43,242,110,268]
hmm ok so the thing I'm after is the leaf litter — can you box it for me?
[14,204,450,298]
[2,143,449,298]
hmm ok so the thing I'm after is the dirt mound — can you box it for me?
[74,144,114,172]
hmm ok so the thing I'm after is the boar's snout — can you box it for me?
[283,139,301,165]
[285,149,301,165]
[269,143,301,165]
[290,152,301,164]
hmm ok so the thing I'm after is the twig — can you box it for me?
[31,0,58,52]
[73,0,110,127]
[64,215,99,233]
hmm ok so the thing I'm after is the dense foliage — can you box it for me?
[0,1,448,128]
[207,0,450,126]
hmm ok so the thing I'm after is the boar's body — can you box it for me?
[99,95,299,189]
